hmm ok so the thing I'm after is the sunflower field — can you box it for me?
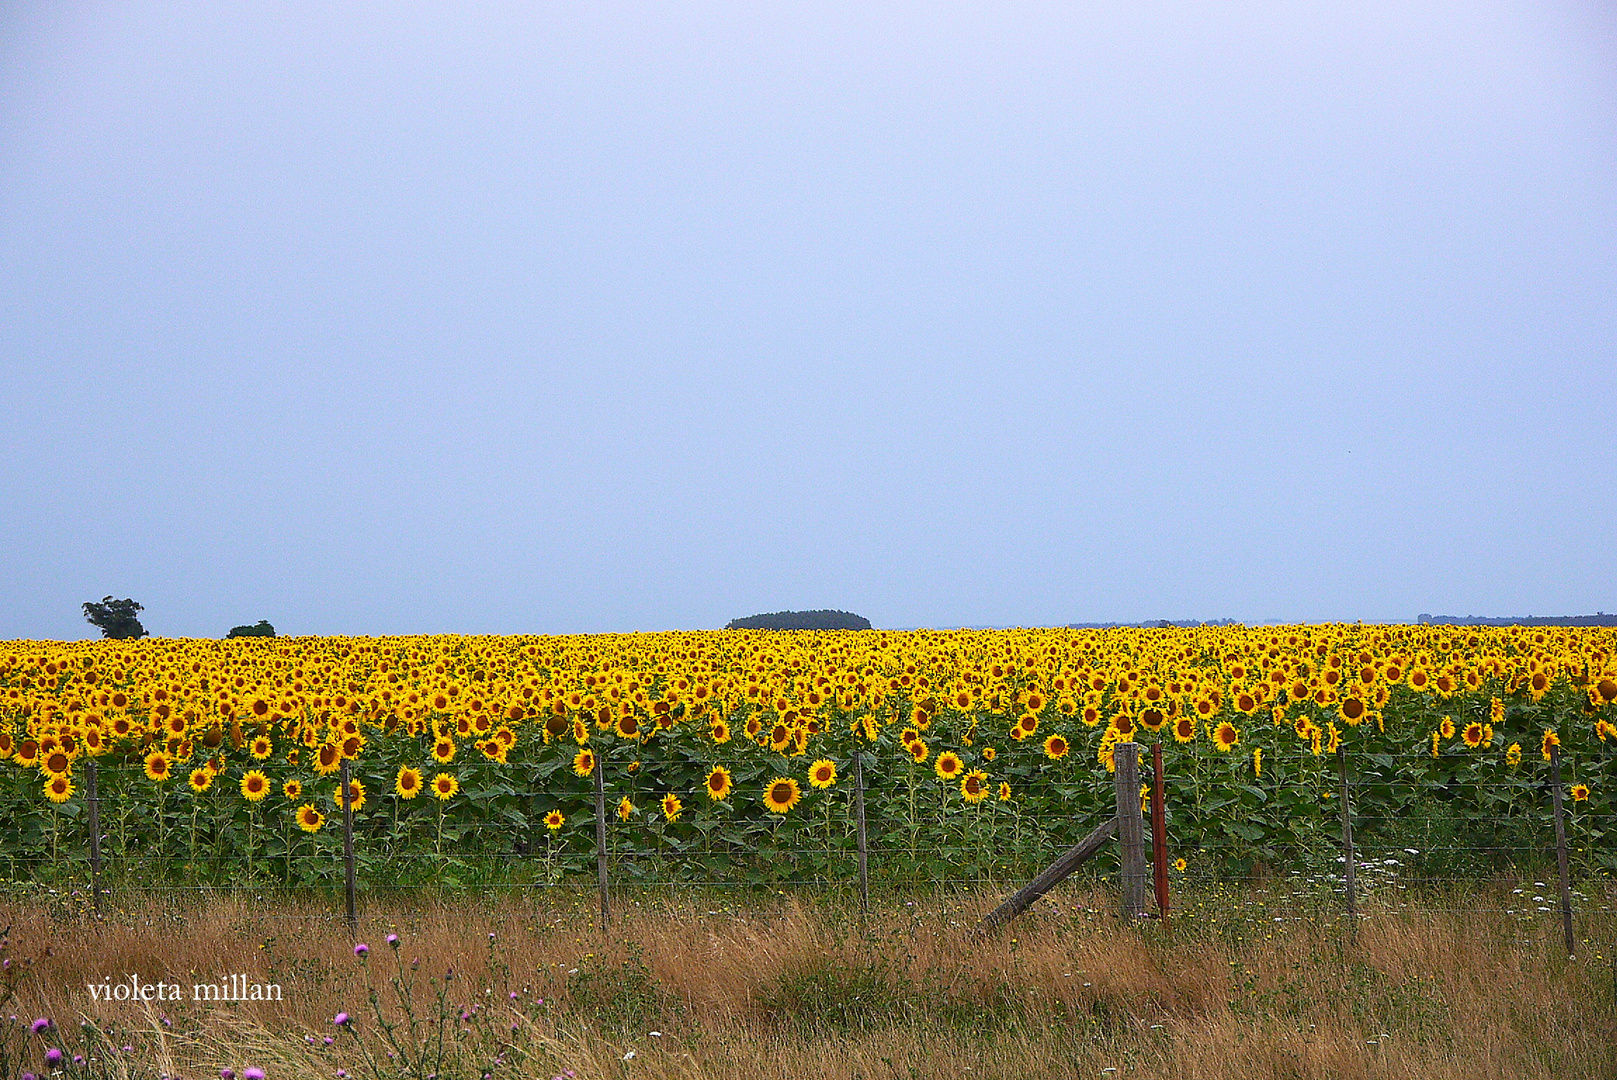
[1,626,1612,890]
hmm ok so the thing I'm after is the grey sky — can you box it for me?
[2,2,1614,638]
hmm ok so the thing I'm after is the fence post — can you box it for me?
[86,758,102,916]
[976,815,1118,934]
[340,760,357,937]
[853,750,870,918]
[1548,744,1575,958]
[1150,742,1168,926]
[1114,742,1146,920]
[593,753,610,931]
[1336,746,1357,932]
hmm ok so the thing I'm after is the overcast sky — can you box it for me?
[2,2,1614,639]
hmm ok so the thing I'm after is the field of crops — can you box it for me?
[1,625,1612,888]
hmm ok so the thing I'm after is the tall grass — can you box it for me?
[0,880,1611,1079]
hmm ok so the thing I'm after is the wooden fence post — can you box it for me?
[1114,742,1146,920]
[593,753,610,931]
[1336,746,1357,932]
[340,760,357,937]
[1150,742,1168,926]
[853,750,870,918]
[976,816,1118,934]
[86,758,102,916]
[1548,744,1575,958]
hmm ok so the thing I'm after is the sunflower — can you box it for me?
[1439,716,1456,740]
[1505,742,1522,768]
[44,774,73,803]
[144,751,172,782]
[1174,857,1187,873]
[617,795,635,821]
[684,766,729,806]
[331,779,366,811]
[1461,722,1484,748]
[1541,729,1559,762]
[1213,722,1239,752]
[763,777,802,814]
[997,781,1013,802]
[1253,747,1263,777]
[395,766,423,799]
[1338,697,1367,726]
[934,751,964,781]
[40,749,71,777]
[313,741,343,776]
[615,713,640,740]
[188,767,213,793]
[960,769,988,803]
[240,770,270,802]
[1042,734,1069,760]
[982,745,996,762]
[282,778,303,800]
[544,809,565,830]
[709,720,731,744]
[809,759,837,789]
[296,804,324,833]
[768,723,793,753]
[909,739,929,764]
[573,748,597,777]
[431,772,459,800]
[661,792,682,823]
[250,735,273,760]
[1571,784,1590,802]
[1173,716,1196,743]
[431,738,456,764]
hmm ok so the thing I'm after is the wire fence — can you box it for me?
[0,744,1599,955]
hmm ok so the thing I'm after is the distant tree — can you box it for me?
[726,609,872,631]
[82,596,148,640]
[226,620,276,639]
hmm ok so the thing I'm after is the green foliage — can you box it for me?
[726,610,872,630]
[566,945,668,1034]
[226,621,277,639]
[80,597,147,640]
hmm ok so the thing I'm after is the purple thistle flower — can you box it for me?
[333,1013,349,1026]
[354,943,368,957]
[44,1048,63,1067]
[386,934,399,947]
[30,1018,50,1035]
[221,1069,236,1080]
[244,1068,266,1080]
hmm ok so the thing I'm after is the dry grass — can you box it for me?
[1,880,1612,1080]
